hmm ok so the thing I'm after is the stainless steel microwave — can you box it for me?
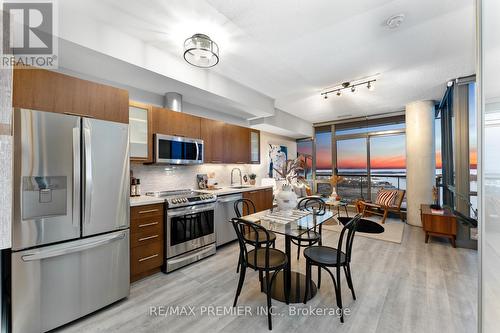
[154,134,204,164]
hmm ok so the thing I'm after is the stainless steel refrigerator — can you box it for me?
[10,109,130,333]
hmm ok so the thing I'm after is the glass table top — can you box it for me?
[241,209,334,238]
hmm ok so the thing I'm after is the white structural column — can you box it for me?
[405,100,436,226]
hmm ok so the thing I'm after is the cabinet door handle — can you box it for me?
[138,221,159,228]
[138,208,159,214]
[138,235,159,242]
[211,160,222,163]
[138,253,159,262]
[236,161,246,164]
[249,191,259,194]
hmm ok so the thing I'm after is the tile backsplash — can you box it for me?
[131,162,260,193]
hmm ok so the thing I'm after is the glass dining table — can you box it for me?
[241,209,334,303]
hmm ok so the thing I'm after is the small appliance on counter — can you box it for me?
[197,173,220,190]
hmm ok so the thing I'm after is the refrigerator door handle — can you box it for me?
[83,126,93,225]
[21,231,126,261]
[72,127,80,227]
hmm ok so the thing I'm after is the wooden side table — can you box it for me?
[420,204,457,248]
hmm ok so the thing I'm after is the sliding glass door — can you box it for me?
[336,138,368,201]
[369,134,406,201]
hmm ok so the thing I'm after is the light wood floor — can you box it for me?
[58,219,477,333]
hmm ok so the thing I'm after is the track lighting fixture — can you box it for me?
[321,79,376,99]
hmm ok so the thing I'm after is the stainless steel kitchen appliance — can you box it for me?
[214,193,242,246]
[145,190,216,272]
[154,134,204,164]
[11,109,130,333]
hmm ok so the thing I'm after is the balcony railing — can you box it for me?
[336,173,407,203]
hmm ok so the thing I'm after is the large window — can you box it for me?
[369,134,406,201]
[315,129,332,178]
[336,138,368,201]
[297,138,313,180]
[309,116,407,203]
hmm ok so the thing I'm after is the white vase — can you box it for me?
[276,183,298,216]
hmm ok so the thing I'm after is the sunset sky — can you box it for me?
[299,84,477,173]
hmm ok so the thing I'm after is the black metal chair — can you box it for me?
[234,198,276,275]
[231,218,288,330]
[291,197,326,260]
[303,214,362,323]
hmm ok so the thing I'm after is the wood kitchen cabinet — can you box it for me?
[152,106,201,139]
[223,124,251,164]
[130,203,165,282]
[250,129,260,164]
[242,188,274,214]
[201,118,225,163]
[129,101,152,162]
[13,67,129,123]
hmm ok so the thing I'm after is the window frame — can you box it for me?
[310,115,407,201]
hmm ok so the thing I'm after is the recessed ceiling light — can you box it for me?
[385,14,405,29]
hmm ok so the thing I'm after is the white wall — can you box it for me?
[131,131,297,193]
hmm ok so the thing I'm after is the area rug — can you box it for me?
[323,217,405,244]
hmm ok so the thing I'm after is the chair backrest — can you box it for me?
[316,182,333,197]
[230,218,273,268]
[393,190,405,208]
[337,214,362,264]
[234,198,257,218]
[297,197,326,216]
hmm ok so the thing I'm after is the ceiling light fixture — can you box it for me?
[183,33,219,68]
[321,79,377,99]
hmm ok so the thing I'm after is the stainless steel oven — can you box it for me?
[165,202,216,272]
[154,134,204,164]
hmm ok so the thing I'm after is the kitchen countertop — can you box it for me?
[129,185,274,206]
[129,195,166,207]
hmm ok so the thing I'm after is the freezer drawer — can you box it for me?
[11,230,130,333]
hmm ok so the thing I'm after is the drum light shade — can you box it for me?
[183,34,219,68]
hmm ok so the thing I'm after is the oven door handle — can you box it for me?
[168,206,214,217]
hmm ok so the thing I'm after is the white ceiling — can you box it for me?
[61,0,476,123]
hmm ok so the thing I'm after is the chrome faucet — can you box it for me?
[231,168,243,186]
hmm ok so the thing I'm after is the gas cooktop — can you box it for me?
[145,189,216,208]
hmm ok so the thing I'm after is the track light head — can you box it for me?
[367,81,375,91]
[324,94,328,99]
[351,86,356,93]
[336,90,342,97]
